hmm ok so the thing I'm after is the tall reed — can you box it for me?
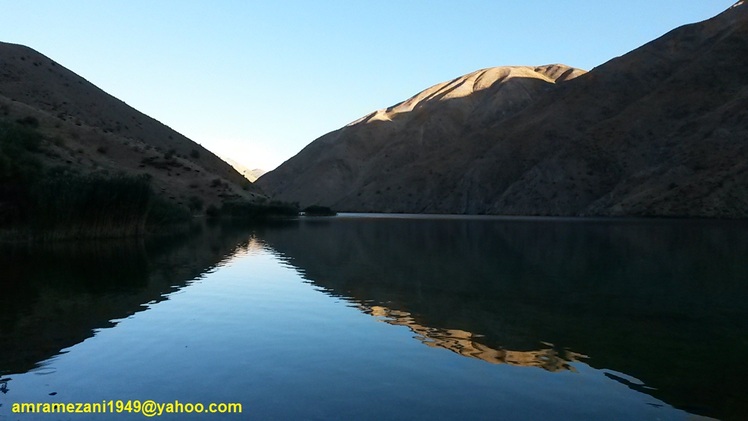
[31,174,153,240]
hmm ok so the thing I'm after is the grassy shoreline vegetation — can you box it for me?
[216,200,299,219]
[0,118,176,241]
[31,171,153,240]
[301,205,337,216]
[0,118,296,242]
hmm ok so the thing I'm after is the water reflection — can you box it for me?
[0,224,253,376]
[255,215,748,420]
[362,304,587,371]
[2,216,746,420]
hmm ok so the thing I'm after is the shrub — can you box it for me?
[0,120,43,180]
[187,195,204,212]
[302,205,337,216]
[220,200,299,220]
[16,116,39,128]
[145,196,191,229]
[206,204,220,219]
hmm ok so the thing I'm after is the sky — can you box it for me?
[0,1,737,171]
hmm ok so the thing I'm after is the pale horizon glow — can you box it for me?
[0,1,737,171]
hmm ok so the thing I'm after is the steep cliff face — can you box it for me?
[259,3,748,217]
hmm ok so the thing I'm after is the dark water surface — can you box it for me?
[1,215,747,420]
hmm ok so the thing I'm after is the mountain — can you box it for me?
[257,2,748,218]
[222,156,267,182]
[247,168,267,182]
[257,65,585,212]
[0,41,263,220]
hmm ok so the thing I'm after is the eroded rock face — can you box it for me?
[259,3,748,217]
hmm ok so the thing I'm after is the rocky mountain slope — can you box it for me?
[258,2,748,217]
[0,41,262,213]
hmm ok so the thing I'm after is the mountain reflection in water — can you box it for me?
[255,215,748,420]
[362,304,587,372]
[0,224,254,375]
[1,216,746,420]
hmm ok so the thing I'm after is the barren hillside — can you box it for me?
[0,41,263,213]
[258,2,748,217]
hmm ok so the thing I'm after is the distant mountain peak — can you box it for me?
[221,156,266,182]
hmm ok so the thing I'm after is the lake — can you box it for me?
[1,215,747,420]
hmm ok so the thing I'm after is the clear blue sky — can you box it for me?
[0,1,736,170]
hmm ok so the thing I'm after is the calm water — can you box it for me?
[1,215,747,420]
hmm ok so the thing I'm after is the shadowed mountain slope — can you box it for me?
[257,65,585,212]
[0,41,262,214]
[258,3,748,217]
